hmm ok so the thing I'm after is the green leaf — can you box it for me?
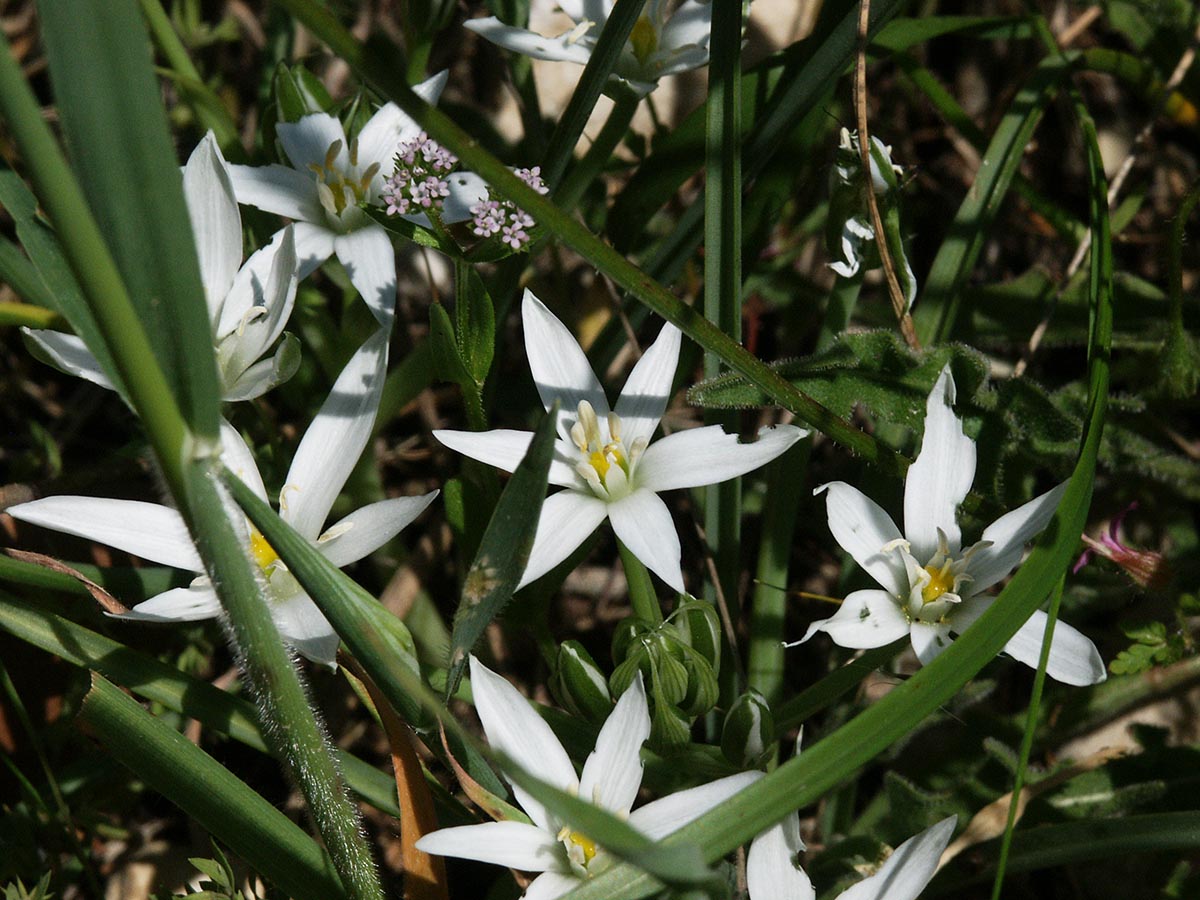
[79,675,346,900]
[429,302,474,387]
[687,331,988,424]
[40,0,220,437]
[446,404,558,697]
[453,260,496,386]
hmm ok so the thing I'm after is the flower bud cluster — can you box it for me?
[381,132,459,216]
[470,166,548,251]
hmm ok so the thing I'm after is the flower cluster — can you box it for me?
[381,131,459,216]
[470,166,548,251]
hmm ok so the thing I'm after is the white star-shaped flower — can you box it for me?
[26,133,300,402]
[8,331,435,667]
[434,290,807,592]
[465,0,712,97]
[416,656,761,900]
[747,812,957,900]
[799,366,1105,686]
[227,72,485,328]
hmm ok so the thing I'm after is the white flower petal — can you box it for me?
[578,675,649,815]
[316,491,438,568]
[291,220,337,278]
[183,133,242,319]
[523,290,610,437]
[837,817,957,900]
[440,171,490,225]
[658,0,712,51]
[1002,610,1107,686]
[607,488,682,592]
[815,482,907,596]
[969,482,1068,594]
[228,163,323,223]
[519,490,610,588]
[433,429,584,489]
[909,620,954,665]
[628,770,762,841]
[416,821,563,872]
[219,231,299,384]
[613,322,680,448]
[272,592,339,667]
[903,366,975,561]
[636,424,806,493]
[7,496,202,571]
[122,585,221,622]
[355,103,419,175]
[469,657,579,832]
[219,420,268,502]
[23,329,114,390]
[746,815,814,900]
[799,589,910,649]
[412,69,451,106]
[282,329,388,540]
[334,226,396,328]
[223,358,283,402]
[465,17,595,66]
[277,113,348,173]
[522,871,583,900]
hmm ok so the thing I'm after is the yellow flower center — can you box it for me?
[629,16,658,66]
[572,401,644,499]
[308,138,380,217]
[569,830,597,863]
[249,527,280,571]
[921,561,955,604]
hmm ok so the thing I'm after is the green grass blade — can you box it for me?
[702,0,745,609]
[39,0,220,438]
[79,674,347,900]
[447,406,557,696]
[0,594,402,817]
[540,0,647,190]
[916,55,1072,344]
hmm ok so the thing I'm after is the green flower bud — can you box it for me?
[654,648,690,707]
[553,641,612,723]
[612,617,654,664]
[677,648,719,717]
[721,689,775,769]
[671,600,722,672]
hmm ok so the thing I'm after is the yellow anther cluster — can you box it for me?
[628,15,658,65]
[308,139,380,217]
[564,829,597,864]
[249,528,280,571]
[921,561,955,604]
[571,401,629,489]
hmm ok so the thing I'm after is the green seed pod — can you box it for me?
[721,689,776,769]
[554,641,612,723]
[671,601,722,673]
